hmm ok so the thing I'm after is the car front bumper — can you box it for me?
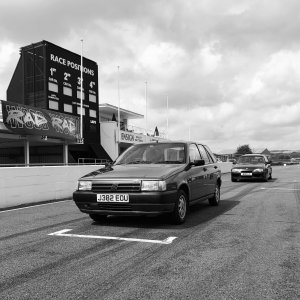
[231,171,267,180]
[73,190,177,216]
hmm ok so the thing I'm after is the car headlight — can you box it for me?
[141,180,167,191]
[231,169,241,173]
[78,181,92,190]
[253,168,264,172]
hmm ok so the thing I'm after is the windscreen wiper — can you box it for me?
[155,160,183,164]
[127,160,152,164]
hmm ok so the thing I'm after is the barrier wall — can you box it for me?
[0,165,103,209]
[217,162,233,174]
[0,162,232,210]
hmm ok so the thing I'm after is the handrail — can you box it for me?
[77,158,111,165]
[0,161,109,167]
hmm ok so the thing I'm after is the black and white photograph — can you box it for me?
[0,0,299,299]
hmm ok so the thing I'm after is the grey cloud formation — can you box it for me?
[1,0,300,152]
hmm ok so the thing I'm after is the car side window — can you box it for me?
[189,144,201,163]
[197,144,210,164]
[203,145,217,163]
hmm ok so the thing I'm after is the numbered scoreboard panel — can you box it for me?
[45,42,99,143]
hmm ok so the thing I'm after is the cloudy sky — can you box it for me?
[1,0,300,153]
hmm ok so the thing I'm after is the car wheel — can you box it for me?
[209,184,220,206]
[231,176,237,182]
[89,214,107,223]
[171,190,187,224]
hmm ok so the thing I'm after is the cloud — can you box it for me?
[1,0,300,152]
[0,41,19,100]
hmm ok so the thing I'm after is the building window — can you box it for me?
[89,94,96,103]
[49,100,59,110]
[63,86,72,96]
[64,104,72,113]
[89,109,96,118]
[77,90,85,100]
[48,82,58,93]
[77,106,85,115]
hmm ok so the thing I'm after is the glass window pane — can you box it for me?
[198,144,210,164]
[189,144,201,162]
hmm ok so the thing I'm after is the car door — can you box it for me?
[198,144,219,196]
[186,144,207,201]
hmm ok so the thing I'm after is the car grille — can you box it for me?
[97,203,132,211]
[78,203,132,211]
[92,182,141,193]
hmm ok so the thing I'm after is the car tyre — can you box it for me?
[171,190,187,224]
[231,176,237,182]
[89,214,107,223]
[208,184,220,206]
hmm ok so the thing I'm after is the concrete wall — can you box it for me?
[0,165,103,209]
[0,162,232,210]
[217,162,233,174]
[100,122,118,160]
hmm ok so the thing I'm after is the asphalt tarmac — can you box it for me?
[0,165,299,299]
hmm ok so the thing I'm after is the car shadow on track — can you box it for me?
[91,199,240,230]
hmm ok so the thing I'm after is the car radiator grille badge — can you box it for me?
[111,184,118,191]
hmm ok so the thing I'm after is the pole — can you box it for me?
[80,39,83,140]
[145,81,148,136]
[188,104,191,140]
[117,66,121,149]
[166,95,169,139]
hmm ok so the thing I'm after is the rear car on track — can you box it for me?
[231,154,272,182]
[73,141,222,224]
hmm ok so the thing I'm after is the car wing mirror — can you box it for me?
[192,159,205,166]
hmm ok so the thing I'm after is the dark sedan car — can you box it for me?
[73,141,222,224]
[231,154,272,182]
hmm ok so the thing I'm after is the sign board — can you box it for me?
[120,131,146,144]
[45,42,98,117]
[1,100,80,141]
[44,41,99,144]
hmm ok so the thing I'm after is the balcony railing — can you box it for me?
[122,124,166,139]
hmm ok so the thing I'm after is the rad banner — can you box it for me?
[1,100,80,141]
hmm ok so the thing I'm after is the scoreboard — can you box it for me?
[7,40,100,144]
[45,41,99,144]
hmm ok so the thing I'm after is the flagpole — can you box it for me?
[80,39,83,140]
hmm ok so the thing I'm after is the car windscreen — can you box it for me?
[238,156,265,164]
[114,143,186,165]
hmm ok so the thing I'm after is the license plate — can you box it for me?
[97,194,129,202]
[241,173,252,176]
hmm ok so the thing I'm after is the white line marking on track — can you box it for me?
[0,200,71,214]
[261,187,300,191]
[48,229,177,245]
